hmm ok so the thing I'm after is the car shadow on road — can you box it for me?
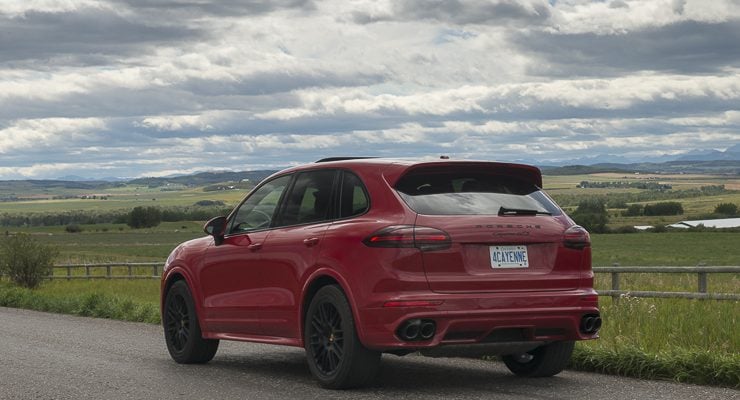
[202,346,581,396]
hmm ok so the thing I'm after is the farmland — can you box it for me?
[0,170,739,387]
[544,172,740,228]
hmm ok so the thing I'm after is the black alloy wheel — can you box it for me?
[304,285,381,389]
[163,280,219,363]
[165,291,190,353]
[308,302,345,375]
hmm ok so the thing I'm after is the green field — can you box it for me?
[2,172,739,229]
[0,185,245,213]
[1,229,738,387]
[1,172,739,387]
[11,227,739,266]
[19,222,204,263]
[543,172,740,228]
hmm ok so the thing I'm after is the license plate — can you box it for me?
[489,245,529,268]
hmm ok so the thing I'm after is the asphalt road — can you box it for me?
[0,307,737,400]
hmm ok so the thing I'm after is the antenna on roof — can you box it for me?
[440,155,450,160]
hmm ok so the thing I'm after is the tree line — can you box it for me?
[551,185,731,208]
[0,205,232,228]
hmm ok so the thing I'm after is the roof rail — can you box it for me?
[315,157,379,163]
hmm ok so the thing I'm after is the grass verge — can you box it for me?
[1,280,737,388]
[0,282,160,324]
[569,295,739,388]
[570,345,739,388]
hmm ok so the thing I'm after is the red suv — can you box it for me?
[161,158,600,388]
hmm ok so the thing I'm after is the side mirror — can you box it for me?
[204,216,227,244]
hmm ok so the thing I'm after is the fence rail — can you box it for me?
[3,262,735,301]
[593,264,740,301]
[50,262,163,280]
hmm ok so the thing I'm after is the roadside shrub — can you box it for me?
[65,224,83,233]
[570,199,609,233]
[608,200,628,209]
[644,202,683,216]
[622,204,643,217]
[194,200,225,207]
[648,224,668,233]
[714,203,738,215]
[0,234,58,289]
[613,225,639,234]
[127,206,162,229]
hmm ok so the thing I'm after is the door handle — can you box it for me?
[248,243,263,251]
[303,237,320,247]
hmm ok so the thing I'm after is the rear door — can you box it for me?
[395,167,583,294]
[257,169,337,338]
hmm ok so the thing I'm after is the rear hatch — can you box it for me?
[394,164,584,294]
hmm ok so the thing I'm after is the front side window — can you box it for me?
[228,175,292,234]
[279,170,337,226]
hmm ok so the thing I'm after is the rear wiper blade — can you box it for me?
[498,207,551,216]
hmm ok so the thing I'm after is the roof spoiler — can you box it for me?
[391,161,543,188]
[315,157,379,163]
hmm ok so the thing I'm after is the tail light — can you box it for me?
[563,225,590,250]
[363,225,451,251]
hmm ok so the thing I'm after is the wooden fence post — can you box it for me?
[697,262,707,294]
[611,262,620,303]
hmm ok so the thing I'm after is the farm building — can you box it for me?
[667,218,740,229]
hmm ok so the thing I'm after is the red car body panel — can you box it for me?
[161,159,599,352]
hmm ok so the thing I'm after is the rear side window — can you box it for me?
[279,170,337,226]
[338,171,369,218]
[395,172,561,216]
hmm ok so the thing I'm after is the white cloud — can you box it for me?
[1,0,739,179]
[0,0,107,16]
[0,118,105,153]
[550,0,740,34]
[137,115,214,131]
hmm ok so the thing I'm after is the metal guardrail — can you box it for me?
[593,264,740,301]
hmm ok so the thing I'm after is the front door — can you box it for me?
[200,174,292,335]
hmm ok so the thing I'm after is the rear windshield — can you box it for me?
[395,172,562,216]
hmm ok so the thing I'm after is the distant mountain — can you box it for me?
[127,170,278,187]
[56,175,93,182]
[56,175,128,182]
[676,144,740,162]
[539,165,632,175]
[677,150,728,162]
[532,146,740,167]
[0,170,279,194]
[542,160,740,175]
[3,157,739,193]
[539,154,635,166]
[0,179,119,191]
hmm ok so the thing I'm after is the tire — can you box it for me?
[304,285,381,389]
[502,341,574,377]
[163,280,219,364]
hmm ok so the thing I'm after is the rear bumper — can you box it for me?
[357,289,599,352]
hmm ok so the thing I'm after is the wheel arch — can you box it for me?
[161,267,207,331]
[299,270,367,347]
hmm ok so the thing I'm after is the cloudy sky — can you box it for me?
[1,0,739,179]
